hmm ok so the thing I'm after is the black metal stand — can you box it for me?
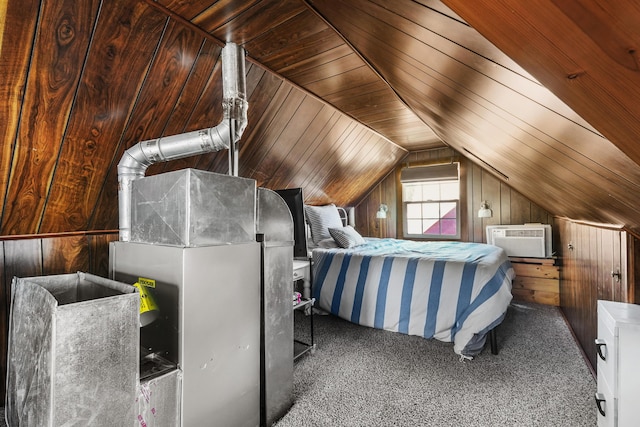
[489,329,498,355]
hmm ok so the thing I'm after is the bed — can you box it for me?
[304,204,515,359]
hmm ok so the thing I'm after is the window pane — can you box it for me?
[403,184,421,202]
[440,219,457,235]
[422,219,440,234]
[407,219,423,235]
[422,183,439,200]
[441,202,457,219]
[440,182,459,199]
[423,202,439,219]
[406,203,422,218]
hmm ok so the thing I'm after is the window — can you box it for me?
[401,163,460,239]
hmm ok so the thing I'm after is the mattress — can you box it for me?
[312,238,515,357]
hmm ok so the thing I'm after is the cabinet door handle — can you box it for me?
[594,393,606,417]
[611,270,621,282]
[594,338,607,361]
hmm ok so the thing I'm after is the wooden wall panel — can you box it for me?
[317,131,385,202]
[207,0,305,43]
[469,158,483,242]
[557,219,576,319]
[2,0,640,248]
[308,0,640,233]
[42,235,90,275]
[597,230,615,303]
[237,2,440,150]
[1,0,101,235]
[357,148,554,241]
[243,5,330,61]
[88,233,119,277]
[498,182,512,226]
[243,87,312,179]
[354,173,396,239]
[176,59,225,172]
[266,106,337,189]
[162,41,222,138]
[3,240,44,284]
[6,0,640,242]
[144,46,222,175]
[477,170,502,236]
[556,218,635,371]
[583,226,598,368]
[38,1,168,233]
[0,0,40,216]
[509,192,533,225]
[442,0,640,167]
[615,233,627,303]
[381,170,398,238]
[96,25,213,228]
[90,40,223,231]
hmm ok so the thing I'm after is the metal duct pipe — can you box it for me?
[117,42,248,241]
[222,41,247,176]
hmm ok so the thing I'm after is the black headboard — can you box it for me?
[274,188,309,259]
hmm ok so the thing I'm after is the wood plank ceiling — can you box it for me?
[2,0,640,237]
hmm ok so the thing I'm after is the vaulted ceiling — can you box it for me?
[2,0,640,237]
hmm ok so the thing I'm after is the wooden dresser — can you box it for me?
[509,257,560,306]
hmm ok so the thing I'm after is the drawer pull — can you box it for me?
[594,393,606,417]
[595,338,607,361]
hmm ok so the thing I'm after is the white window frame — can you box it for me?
[401,163,461,240]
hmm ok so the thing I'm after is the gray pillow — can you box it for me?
[329,226,366,248]
[305,204,343,245]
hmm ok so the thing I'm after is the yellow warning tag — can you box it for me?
[133,282,159,314]
[137,277,156,288]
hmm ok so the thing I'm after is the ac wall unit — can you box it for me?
[486,224,552,258]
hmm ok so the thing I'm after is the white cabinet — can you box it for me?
[596,300,640,427]
[293,258,315,360]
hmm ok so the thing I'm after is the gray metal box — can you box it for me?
[130,168,256,247]
[257,188,294,425]
[5,272,139,427]
[110,241,262,426]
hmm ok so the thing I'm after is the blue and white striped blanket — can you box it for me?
[312,238,514,357]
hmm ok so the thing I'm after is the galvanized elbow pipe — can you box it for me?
[117,123,232,241]
[117,42,247,241]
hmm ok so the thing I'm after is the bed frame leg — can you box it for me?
[489,329,498,355]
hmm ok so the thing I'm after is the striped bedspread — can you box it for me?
[312,238,514,357]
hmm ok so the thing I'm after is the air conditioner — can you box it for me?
[486,224,552,258]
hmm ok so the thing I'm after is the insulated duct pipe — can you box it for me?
[117,42,248,241]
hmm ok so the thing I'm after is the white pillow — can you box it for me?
[329,226,366,248]
[305,204,343,245]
